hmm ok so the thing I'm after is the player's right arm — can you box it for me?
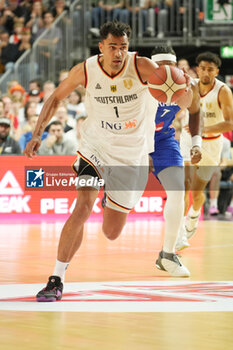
[24,63,86,158]
[187,82,202,164]
[188,82,202,137]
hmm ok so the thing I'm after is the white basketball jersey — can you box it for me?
[180,78,225,163]
[79,52,151,164]
[199,78,225,137]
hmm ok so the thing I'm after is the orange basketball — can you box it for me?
[148,65,187,104]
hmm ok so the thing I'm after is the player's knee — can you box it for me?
[185,177,191,191]
[73,199,93,222]
[215,169,222,180]
[167,189,184,203]
[102,225,122,241]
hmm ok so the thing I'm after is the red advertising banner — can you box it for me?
[0,156,166,218]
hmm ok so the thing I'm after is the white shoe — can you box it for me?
[185,210,200,239]
[156,251,190,277]
[175,229,190,251]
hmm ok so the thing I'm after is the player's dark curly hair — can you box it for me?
[151,45,176,56]
[196,52,222,68]
[100,20,131,40]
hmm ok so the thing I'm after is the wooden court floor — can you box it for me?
[0,218,233,350]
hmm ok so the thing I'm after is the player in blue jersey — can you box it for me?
[149,46,202,277]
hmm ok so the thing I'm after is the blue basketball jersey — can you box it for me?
[150,102,183,177]
[154,102,180,141]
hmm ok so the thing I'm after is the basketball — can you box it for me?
[148,65,187,104]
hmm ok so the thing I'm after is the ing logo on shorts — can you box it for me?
[26,168,44,188]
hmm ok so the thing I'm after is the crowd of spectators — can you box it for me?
[0,1,89,155]
[0,0,206,75]
[89,1,204,39]
[0,72,87,156]
[0,1,179,157]
[0,0,67,76]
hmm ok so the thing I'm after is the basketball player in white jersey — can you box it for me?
[176,52,233,250]
[24,21,190,302]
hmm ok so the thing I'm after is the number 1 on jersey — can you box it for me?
[114,106,119,118]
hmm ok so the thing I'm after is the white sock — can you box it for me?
[53,260,69,283]
[158,167,185,254]
[189,205,200,217]
[176,216,187,242]
[210,198,217,207]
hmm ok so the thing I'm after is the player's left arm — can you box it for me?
[136,56,158,82]
[187,82,202,164]
[203,85,233,134]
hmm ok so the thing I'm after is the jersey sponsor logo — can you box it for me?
[101,121,122,130]
[123,79,133,89]
[94,94,138,104]
[155,121,164,131]
[206,102,213,109]
[110,85,117,92]
[125,119,137,129]
[26,169,44,188]
[0,281,232,312]
[205,112,216,118]
[90,154,102,166]
[95,83,102,89]
[101,119,137,130]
